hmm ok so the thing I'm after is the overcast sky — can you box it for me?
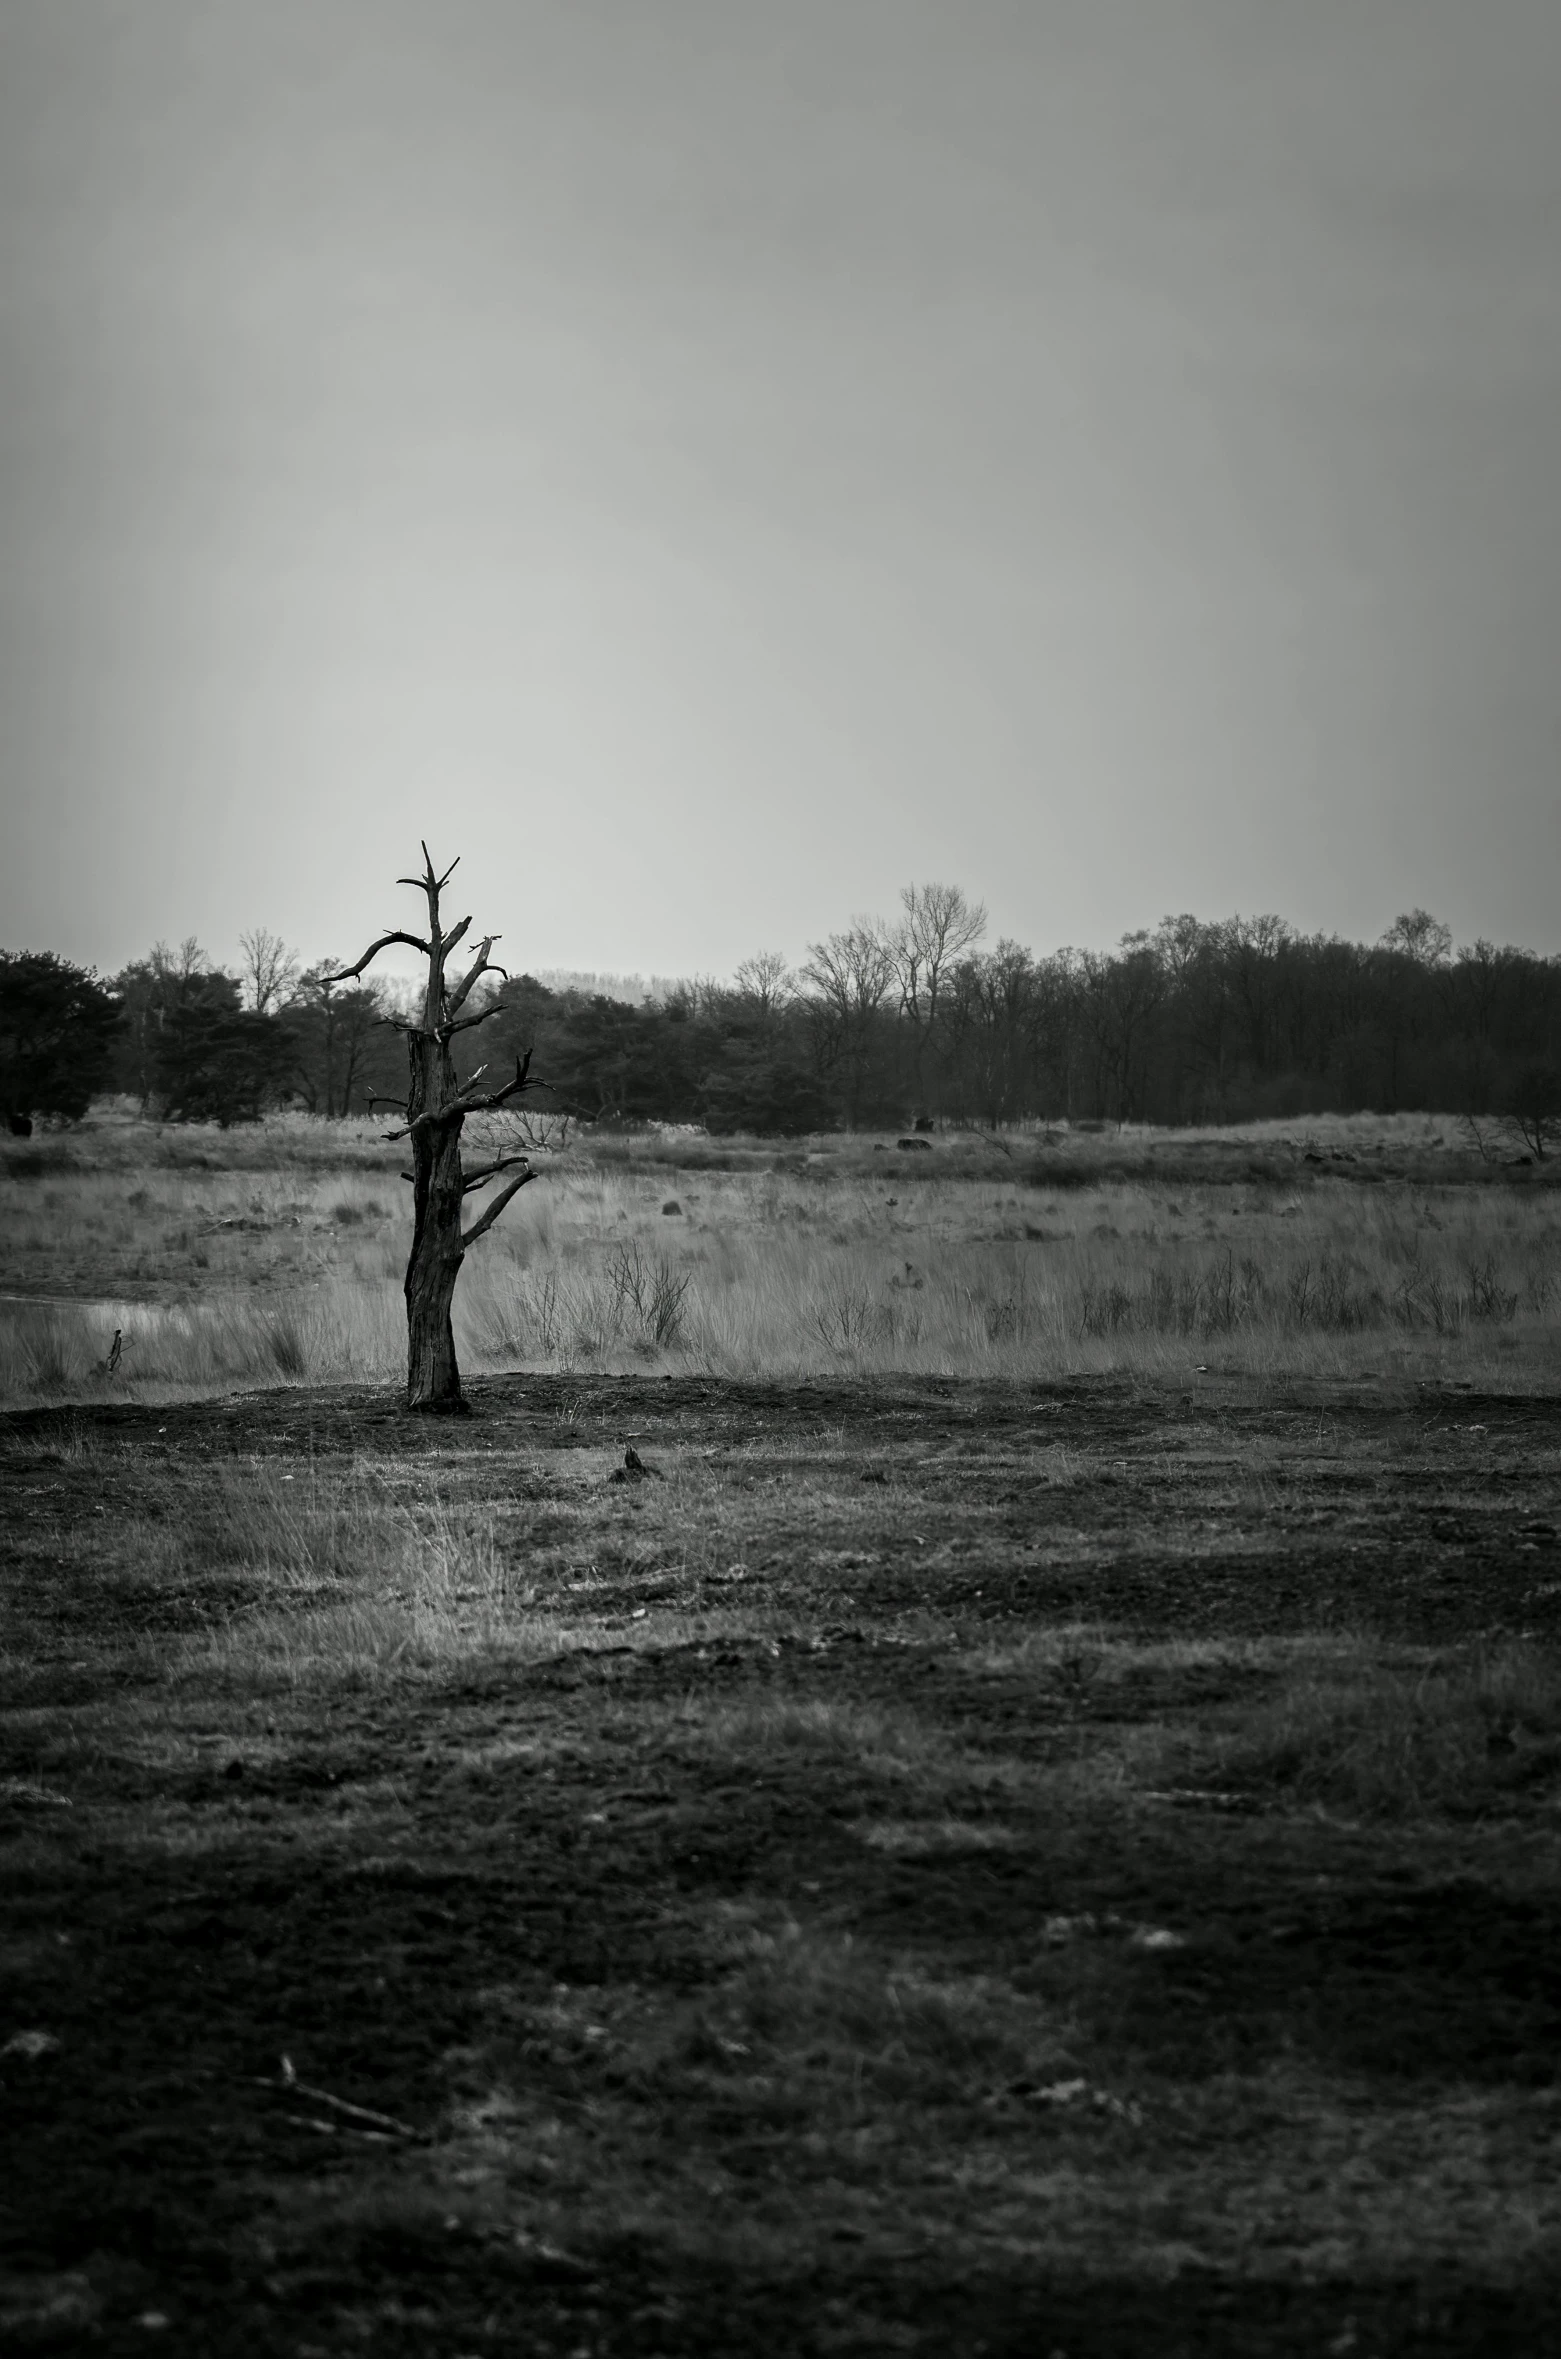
[1,0,1557,984]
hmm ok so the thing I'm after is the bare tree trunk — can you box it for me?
[404,1049,467,1411]
[324,845,546,1415]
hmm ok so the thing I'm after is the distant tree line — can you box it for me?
[2,895,1558,1149]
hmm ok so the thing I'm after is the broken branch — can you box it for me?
[458,1052,544,1115]
[445,934,508,1018]
[321,931,430,984]
[462,1169,536,1248]
[400,843,459,894]
[460,1154,531,1192]
[441,1002,507,1037]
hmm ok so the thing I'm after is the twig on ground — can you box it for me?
[281,2111,398,2142]
[248,2057,423,2140]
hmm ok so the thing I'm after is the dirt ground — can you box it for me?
[3,1372,1560,2355]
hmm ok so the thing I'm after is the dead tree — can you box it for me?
[325,847,545,1412]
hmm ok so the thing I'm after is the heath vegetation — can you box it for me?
[3,923,1559,2346]
[1,1109,1556,1407]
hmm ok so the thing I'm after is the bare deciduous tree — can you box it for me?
[944,940,1037,1128]
[238,928,300,1016]
[143,936,212,985]
[291,962,385,1117]
[325,846,547,1413]
[1466,1066,1561,1164]
[1381,909,1453,967]
[1504,1066,1561,1162]
[1075,938,1166,1123]
[801,920,895,1128]
[889,883,986,1113]
[733,950,794,1017]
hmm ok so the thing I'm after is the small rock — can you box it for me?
[662,1199,682,1215]
[2,2030,60,2060]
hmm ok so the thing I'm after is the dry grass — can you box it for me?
[77,1448,1561,1830]
[1202,1643,1561,1819]
[666,1694,937,1774]
[650,1914,1077,2116]
[2,1110,1558,1404]
[171,1469,689,1687]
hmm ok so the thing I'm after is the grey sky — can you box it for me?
[1,0,1557,981]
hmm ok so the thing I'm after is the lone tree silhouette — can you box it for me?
[326,847,545,1412]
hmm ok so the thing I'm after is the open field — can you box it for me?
[3,1118,1560,2352]
[2,1112,1558,1404]
[3,1372,1560,2353]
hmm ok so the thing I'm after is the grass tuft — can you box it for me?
[1207,1643,1561,1818]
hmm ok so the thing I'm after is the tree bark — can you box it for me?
[405,1061,467,1411]
[405,1232,463,1407]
